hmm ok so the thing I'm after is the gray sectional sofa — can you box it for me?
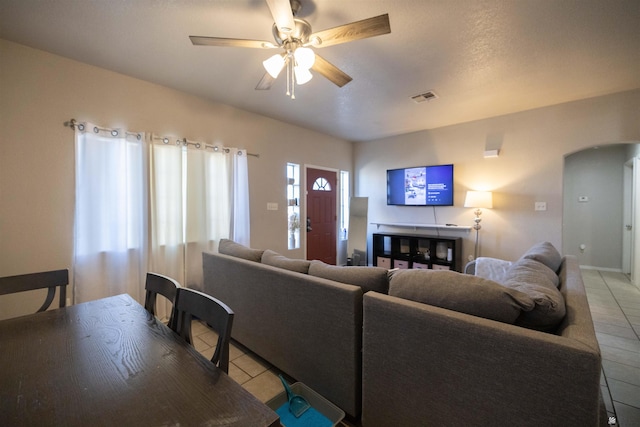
[202,239,606,426]
[202,241,389,418]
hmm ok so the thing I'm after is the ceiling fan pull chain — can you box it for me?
[291,61,296,99]
[286,56,291,97]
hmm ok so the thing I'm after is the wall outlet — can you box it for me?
[535,202,547,211]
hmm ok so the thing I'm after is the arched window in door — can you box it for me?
[312,177,331,191]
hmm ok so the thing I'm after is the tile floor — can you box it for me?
[193,269,640,426]
[583,269,640,427]
[190,320,360,426]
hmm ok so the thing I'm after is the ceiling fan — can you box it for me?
[189,0,391,98]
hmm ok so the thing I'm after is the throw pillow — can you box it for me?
[308,260,389,293]
[218,239,264,262]
[521,241,563,273]
[388,269,534,324]
[261,249,311,274]
[501,258,566,331]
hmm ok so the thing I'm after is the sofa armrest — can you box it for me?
[463,260,476,274]
[362,292,602,427]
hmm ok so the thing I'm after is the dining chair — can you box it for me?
[0,269,69,313]
[172,287,234,373]
[144,272,180,329]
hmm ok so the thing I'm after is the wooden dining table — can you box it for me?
[0,293,280,427]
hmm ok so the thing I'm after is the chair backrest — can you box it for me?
[144,272,180,329]
[172,287,234,373]
[0,269,69,313]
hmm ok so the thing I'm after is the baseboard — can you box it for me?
[579,265,624,273]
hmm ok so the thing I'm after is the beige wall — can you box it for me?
[2,37,640,317]
[0,39,352,317]
[355,90,640,264]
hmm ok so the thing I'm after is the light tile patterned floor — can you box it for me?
[193,269,640,426]
[583,269,640,427]
[191,320,283,403]
[191,320,357,426]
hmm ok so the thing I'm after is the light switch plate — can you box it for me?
[267,202,278,211]
[535,202,547,211]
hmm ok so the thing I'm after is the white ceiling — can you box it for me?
[1,0,639,142]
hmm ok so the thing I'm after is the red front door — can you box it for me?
[306,168,337,264]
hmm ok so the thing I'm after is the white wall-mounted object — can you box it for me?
[535,202,547,211]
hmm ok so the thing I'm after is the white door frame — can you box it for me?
[623,156,640,286]
[623,159,633,275]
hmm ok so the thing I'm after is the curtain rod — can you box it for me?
[64,119,260,158]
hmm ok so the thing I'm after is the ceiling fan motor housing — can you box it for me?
[272,18,312,47]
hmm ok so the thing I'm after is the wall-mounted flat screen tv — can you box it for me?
[387,164,454,206]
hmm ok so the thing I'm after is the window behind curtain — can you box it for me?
[74,125,148,304]
[74,124,250,308]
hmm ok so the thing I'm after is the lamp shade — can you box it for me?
[263,54,286,78]
[294,66,313,85]
[294,47,315,69]
[464,191,493,209]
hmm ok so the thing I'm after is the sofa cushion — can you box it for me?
[501,258,566,331]
[261,249,311,274]
[308,261,389,294]
[218,239,264,262]
[388,269,534,324]
[521,241,563,273]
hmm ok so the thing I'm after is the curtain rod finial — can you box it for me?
[64,118,77,129]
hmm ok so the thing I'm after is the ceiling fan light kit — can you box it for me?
[263,54,286,78]
[294,47,315,70]
[294,65,313,85]
[190,0,391,98]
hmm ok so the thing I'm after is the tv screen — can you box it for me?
[387,164,454,206]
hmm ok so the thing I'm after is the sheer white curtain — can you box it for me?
[74,124,148,303]
[149,141,185,288]
[74,124,250,309]
[229,148,250,246]
[149,140,250,290]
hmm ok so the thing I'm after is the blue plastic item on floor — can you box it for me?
[276,403,332,427]
[266,381,345,426]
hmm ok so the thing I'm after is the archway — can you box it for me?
[562,142,640,285]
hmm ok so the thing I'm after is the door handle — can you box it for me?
[626,224,632,231]
[306,217,312,232]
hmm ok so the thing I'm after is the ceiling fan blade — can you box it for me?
[255,73,276,90]
[190,36,276,49]
[265,0,296,34]
[310,14,391,48]
[312,54,352,88]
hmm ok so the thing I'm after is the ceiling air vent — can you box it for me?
[411,91,438,103]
